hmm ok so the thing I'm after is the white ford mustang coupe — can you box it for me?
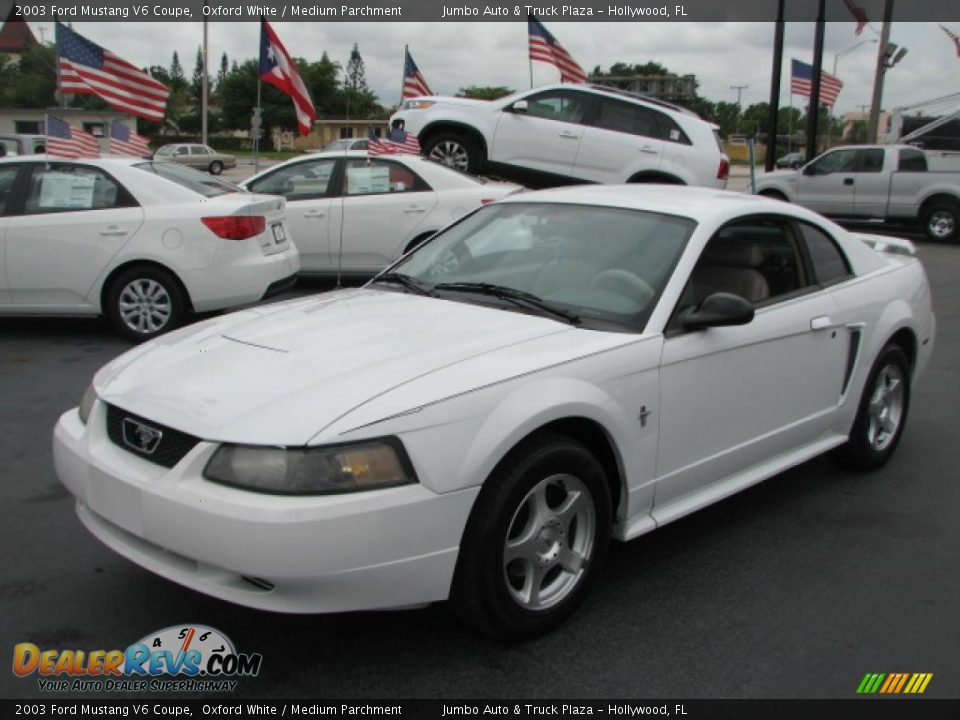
[54,186,935,638]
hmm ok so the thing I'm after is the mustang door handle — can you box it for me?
[404,206,426,214]
[558,131,579,140]
[99,226,128,236]
[810,316,833,331]
[639,146,659,154]
[302,210,326,218]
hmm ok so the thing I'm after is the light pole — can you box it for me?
[730,84,748,134]
[828,39,876,146]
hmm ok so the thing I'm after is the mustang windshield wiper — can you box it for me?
[433,282,581,326]
[370,272,433,296]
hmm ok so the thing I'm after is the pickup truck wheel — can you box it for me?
[425,132,481,174]
[922,201,958,242]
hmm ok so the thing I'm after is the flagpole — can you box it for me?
[402,45,408,104]
[202,4,209,146]
[254,76,261,173]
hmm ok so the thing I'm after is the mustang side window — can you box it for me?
[797,222,851,287]
[677,218,809,318]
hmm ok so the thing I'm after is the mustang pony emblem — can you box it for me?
[122,418,163,454]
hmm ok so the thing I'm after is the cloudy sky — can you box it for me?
[24,20,960,116]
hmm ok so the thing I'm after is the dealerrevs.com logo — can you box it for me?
[13,625,262,693]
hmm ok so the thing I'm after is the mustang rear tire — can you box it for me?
[450,434,611,639]
[105,266,186,343]
[833,344,911,471]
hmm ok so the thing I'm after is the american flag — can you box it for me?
[941,25,960,58]
[790,59,844,108]
[260,19,316,135]
[403,48,433,99]
[843,0,869,36]
[56,23,169,122]
[108,121,150,158]
[528,15,588,84]
[368,129,421,157]
[46,116,100,159]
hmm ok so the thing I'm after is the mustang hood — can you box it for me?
[94,289,573,446]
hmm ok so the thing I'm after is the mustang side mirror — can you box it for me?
[678,292,755,330]
[512,100,529,113]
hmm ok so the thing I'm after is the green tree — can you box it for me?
[169,52,186,91]
[191,47,208,106]
[343,43,368,93]
[457,86,514,100]
[215,52,229,92]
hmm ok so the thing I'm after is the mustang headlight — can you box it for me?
[203,438,417,495]
[78,384,97,425]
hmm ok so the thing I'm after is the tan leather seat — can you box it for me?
[690,242,770,305]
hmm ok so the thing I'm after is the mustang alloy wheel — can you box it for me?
[834,343,911,471]
[451,434,611,638]
[503,474,597,611]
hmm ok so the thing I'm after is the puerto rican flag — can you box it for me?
[260,20,316,135]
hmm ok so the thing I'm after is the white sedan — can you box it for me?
[239,150,521,274]
[54,186,935,638]
[0,157,299,341]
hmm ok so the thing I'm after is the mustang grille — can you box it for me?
[105,405,201,469]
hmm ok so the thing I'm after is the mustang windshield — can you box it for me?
[391,202,694,331]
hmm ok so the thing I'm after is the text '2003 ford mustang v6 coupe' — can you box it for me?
[54,185,935,638]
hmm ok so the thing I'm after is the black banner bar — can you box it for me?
[2,0,959,23]
[3,700,960,719]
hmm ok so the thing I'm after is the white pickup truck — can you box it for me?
[752,144,960,242]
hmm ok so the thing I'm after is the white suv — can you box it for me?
[390,84,729,188]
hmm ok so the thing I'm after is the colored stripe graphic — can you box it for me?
[858,672,932,694]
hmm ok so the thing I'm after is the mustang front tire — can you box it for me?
[834,343,911,471]
[451,434,612,639]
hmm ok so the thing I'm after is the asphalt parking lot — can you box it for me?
[2,228,958,701]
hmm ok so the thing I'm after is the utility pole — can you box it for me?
[765,0,785,172]
[804,0,827,163]
[201,5,209,146]
[731,84,748,134]
[868,0,895,143]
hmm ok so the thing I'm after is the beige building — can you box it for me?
[592,74,698,102]
[285,118,391,151]
[0,108,140,151]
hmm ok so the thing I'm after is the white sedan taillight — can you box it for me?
[202,216,266,240]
